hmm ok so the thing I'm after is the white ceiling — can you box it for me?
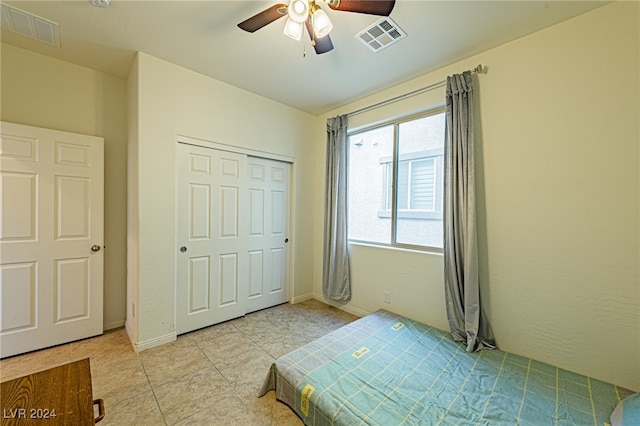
[1,0,608,115]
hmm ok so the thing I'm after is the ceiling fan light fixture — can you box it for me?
[283,17,303,40]
[312,8,333,38]
[288,0,310,23]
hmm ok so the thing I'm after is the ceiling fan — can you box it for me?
[238,0,396,54]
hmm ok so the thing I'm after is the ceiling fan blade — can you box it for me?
[305,20,334,54]
[328,0,395,16]
[313,34,334,54]
[238,3,287,33]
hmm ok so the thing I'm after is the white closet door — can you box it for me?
[0,122,104,358]
[246,157,290,314]
[176,143,248,334]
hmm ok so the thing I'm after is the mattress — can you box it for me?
[259,309,631,425]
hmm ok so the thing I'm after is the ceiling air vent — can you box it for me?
[0,3,60,47]
[355,17,406,53]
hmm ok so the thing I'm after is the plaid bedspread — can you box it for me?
[259,310,630,425]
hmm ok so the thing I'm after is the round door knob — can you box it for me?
[180,246,187,253]
[91,244,101,252]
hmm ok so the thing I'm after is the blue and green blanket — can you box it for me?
[260,310,631,425]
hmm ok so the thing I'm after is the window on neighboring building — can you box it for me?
[348,108,445,250]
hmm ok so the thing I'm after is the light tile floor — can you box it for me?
[0,299,358,425]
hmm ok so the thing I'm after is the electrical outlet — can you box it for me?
[383,290,391,304]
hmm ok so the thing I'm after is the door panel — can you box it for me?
[189,256,210,313]
[0,262,36,332]
[219,253,239,306]
[1,172,36,241]
[0,122,104,358]
[190,184,211,240]
[248,250,263,298]
[55,176,90,239]
[271,190,285,234]
[220,186,239,238]
[246,157,290,314]
[249,189,264,236]
[54,257,89,322]
[176,144,247,334]
[270,248,284,293]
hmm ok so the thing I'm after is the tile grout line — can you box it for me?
[139,354,170,426]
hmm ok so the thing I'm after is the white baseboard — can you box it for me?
[103,319,125,331]
[291,292,314,304]
[129,330,176,352]
[312,292,369,318]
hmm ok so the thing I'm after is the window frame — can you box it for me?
[347,106,446,252]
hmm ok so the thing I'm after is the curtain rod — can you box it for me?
[347,64,483,118]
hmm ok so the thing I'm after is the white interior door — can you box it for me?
[0,122,104,358]
[246,157,290,314]
[176,143,248,334]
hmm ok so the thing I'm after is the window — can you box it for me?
[381,152,442,214]
[348,109,445,250]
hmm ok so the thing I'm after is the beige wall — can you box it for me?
[314,2,640,391]
[128,53,316,350]
[1,44,128,331]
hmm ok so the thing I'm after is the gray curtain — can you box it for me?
[323,115,351,301]
[443,71,495,351]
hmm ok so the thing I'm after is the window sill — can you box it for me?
[348,240,443,255]
[377,210,442,220]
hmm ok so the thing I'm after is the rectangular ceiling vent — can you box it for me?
[355,17,406,53]
[0,2,60,47]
